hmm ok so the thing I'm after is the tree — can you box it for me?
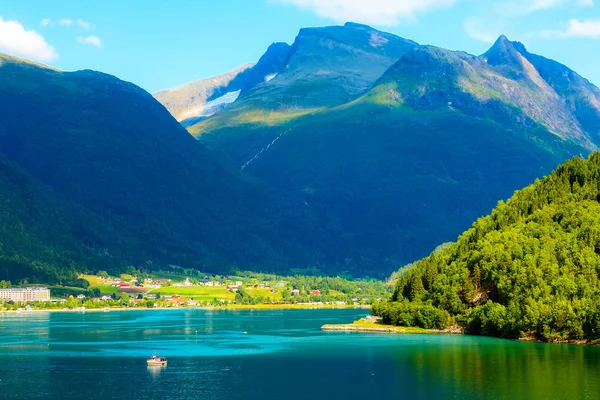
[119,292,129,305]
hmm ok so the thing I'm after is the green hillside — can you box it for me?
[374,153,600,342]
[0,157,141,284]
[0,52,334,278]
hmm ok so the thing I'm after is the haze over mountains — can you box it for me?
[1,22,600,283]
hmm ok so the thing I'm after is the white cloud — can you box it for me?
[497,0,593,15]
[0,17,58,61]
[542,19,600,38]
[77,35,102,48]
[76,19,93,29]
[274,0,458,26]
[464,18,499,43]
[533,0,595,10]
[41,18,95,29]
[527,0,567,12]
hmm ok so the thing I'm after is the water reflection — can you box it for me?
[394,335,600,400]
[147,365,166,377]
[2,310,600,400]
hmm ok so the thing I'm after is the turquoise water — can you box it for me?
[1,309,599,399]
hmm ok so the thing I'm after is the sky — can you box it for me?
[1,0,600,93]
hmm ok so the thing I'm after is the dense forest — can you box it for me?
[373,153,600,342]
[0,157,142,284]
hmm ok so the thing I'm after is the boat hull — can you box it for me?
[147,360,167,366]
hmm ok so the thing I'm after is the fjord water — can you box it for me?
[1,309,599,400]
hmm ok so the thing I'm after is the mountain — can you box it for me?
[5,23,600,283]
[229,22,417,110]
[511,40,600,141]
[153,63,253,121]
[0,52,337,279]
[153,42,291,124]
[168,25,599,270]
[374,152,600,343]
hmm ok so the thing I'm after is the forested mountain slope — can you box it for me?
[0,53,332,278]
[0,157,143,283]
[374,153,600,342]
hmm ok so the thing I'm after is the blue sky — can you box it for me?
[1,0,599,92]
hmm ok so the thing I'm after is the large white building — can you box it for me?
[0,287,51,302]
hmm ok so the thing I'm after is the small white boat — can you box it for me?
[147,355,167,366]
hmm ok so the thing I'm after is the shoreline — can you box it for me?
[0,304,370,315]
[321,320,463,335]
[321,320,600,346]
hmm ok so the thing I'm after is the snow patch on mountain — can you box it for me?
[265,73,278,82]
[182,90,241,118]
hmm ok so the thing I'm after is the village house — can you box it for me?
[119,281,130,288]
[165,294,188,306]
[310,290,321,296]
[226,285,239,291]
[290,289,300,296]
[76,294,86,299]
[235,281,243,286]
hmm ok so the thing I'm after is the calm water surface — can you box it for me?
[1,309,599,399]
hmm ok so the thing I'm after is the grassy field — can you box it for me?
[81,274,287,301]
[145,286,283,302]
[81,274,119,294]
[147,285,235,301]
